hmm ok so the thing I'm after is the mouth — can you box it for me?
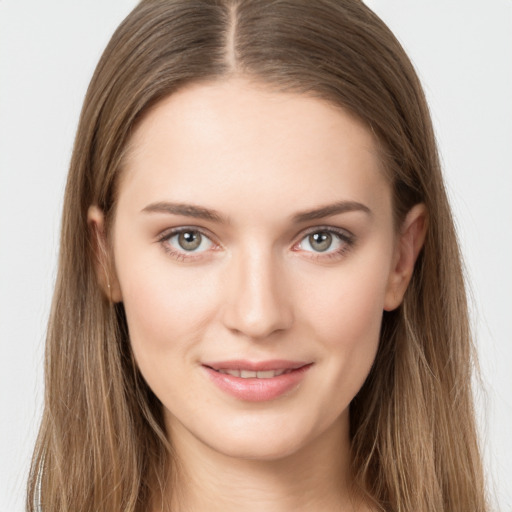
[212,368,296,378]
[201,360,313,401]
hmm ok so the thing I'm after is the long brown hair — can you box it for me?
[27,1,488,510]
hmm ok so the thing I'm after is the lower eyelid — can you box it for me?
[302,240,354,262]
[157,227,354,261]
[156,228,217,260]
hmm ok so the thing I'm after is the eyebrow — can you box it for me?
[142,201,229,223]
[141,200,371,224]
[291,200,371,223]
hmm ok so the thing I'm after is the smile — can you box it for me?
[202,361,313,401]
[215,369,293,378]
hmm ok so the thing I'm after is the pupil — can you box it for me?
[179,231,201,251]
[310,232,332,252]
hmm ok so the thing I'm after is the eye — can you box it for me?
[303,232,336,252]
[296,227,354,257]
[172,230,209,251]
[159,228,215,259]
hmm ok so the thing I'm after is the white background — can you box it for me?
[0,1,510,511]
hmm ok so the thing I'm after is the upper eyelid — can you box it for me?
[157,225,218,243]
[294,226,355,250]
[299,225,353,238]
[293,226,354,251]
[158,224,352,237]
[157,225,354,250]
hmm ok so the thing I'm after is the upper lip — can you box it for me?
[202,360,311,371]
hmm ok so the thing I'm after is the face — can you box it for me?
[93,79,416,462]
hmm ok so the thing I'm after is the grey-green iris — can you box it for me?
[179,231,202,251]
[309,232,332,252]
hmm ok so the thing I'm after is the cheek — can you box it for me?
[300,252,392,394]
[115,249,219,365]
[117,263,225,410]
[304,256,390,344]
[322,281,383,375]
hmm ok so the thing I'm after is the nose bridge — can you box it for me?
[222,241,293,339]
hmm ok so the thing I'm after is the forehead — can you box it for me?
[118,78,391,222]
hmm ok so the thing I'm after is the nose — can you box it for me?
[221,246,294,340]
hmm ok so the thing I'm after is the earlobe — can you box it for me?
[384,203,428,311]
[87,205,123,303]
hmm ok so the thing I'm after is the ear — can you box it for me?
[87,205,123,303]
[384,203,428,311]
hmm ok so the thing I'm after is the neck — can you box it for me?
[155,412,367,512]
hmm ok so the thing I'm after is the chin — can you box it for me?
[205,432,309,462]
[187,410,337,463]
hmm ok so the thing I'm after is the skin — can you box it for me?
[89,78,426,512]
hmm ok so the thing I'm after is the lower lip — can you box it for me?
[202,364,313,402]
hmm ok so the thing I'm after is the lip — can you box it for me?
[203,359,310,372]
[202,360,313,402]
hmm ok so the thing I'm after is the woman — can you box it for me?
[27,1,489,511]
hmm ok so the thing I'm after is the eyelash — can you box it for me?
[156,226,355,262]
[157,227,217,262]
[294,226,355,261]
